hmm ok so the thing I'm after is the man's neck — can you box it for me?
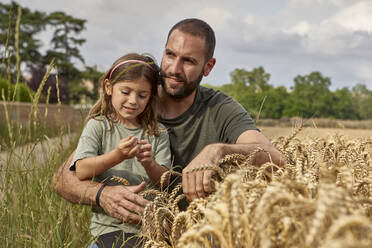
[158,88,197,119]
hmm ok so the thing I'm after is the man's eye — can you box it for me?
[166,51,174,57]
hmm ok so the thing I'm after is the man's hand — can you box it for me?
[182,144,220,202]
[182,130,286,203]
[99,182,149,224]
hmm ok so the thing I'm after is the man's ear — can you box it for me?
[104,79,112,95]
[203,58,216,76]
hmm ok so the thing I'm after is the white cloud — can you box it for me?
[288,0,345,7]
[197,8,232,30]
[354,65,372,81]
[330,1,372,32]
[244,15,255,25]
[288,21,311,35]
[3,0,371,89]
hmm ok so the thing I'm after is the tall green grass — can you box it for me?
[0,5,93,247]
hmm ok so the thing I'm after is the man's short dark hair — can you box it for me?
[167,18,216,61]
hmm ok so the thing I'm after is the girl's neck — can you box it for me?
[111,113,140,129]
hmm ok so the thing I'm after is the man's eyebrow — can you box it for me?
[165,48,198,64]
[165,48,174,54]
[183,56,198,64]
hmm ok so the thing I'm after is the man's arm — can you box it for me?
[52,151,99,204]
[52,151,150,224]
[182,130,286,201]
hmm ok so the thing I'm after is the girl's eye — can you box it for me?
[121,91,129,95]
[139,95,148,99]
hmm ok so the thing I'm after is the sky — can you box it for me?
[4,0,372,90]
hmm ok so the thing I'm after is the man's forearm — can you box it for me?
[52,152,101,205]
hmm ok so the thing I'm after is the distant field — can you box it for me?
[260,126,372,139]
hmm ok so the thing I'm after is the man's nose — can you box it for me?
[169,58,183,76]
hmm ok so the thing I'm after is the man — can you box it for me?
[53,18,285,247]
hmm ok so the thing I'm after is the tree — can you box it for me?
[333,87,359,119]
[27,66,69,103]
[43,11,86,80]
[230,66,271,93]
[283,71,334,118]
[351,83,372,119]
[0,1,47,79]
[68,65,102,104]
[260,86,290,119]
[1,2,88,103]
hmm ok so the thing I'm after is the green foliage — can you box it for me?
[0,127,92,247]
[214,68,372,120]
[1,1,87,104]
[351,84,372,120]
[230,66,271,92]
[0,1,46,77]
[43,11,86,80]
[0,76,33,102]
[333,87,359,119]
[259,86,289,119]
[283,72,334,118]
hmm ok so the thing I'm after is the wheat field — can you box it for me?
[135,126,372,248]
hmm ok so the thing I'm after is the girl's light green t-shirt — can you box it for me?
[70,116,171,236]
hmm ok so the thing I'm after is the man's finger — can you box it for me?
[184,170,197,202]
[195,171,205,199]
[118,198,146,216]
[203,170,215,194]
[116,207,141,224]
[182,170,189,202]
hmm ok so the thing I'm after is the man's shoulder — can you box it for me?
[199,85,231,104]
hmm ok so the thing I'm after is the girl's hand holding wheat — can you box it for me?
[117,136,139,160]
[136,140,154,168]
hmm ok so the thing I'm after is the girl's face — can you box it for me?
[105,77,152,128]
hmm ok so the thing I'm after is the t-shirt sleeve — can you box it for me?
[153,126,172,169]
[213,95,259,144]
[69,119,104,170]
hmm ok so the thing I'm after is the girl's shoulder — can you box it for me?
[156,122,169,137]
[85,116,111,131]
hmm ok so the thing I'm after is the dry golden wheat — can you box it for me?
[107,127,372,247]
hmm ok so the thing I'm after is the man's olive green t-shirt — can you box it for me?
[159,85,259,171]
[70,117,171,236]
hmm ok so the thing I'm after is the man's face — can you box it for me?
[160,29,211,99]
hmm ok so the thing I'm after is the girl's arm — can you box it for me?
[76,136,139,180]
[136,140,169,186]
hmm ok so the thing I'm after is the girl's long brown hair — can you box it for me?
[87,53,161,136]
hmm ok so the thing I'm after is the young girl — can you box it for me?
[69,53,171,246]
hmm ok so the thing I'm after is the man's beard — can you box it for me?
[160,70,204,99]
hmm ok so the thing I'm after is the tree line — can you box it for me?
[0,1,101,103]
[205,67,372,120]
[1,2,371,120]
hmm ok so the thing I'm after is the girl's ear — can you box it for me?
[104,79,112,95]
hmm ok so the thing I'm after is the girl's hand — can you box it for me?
[136,140,154,168]
[117,136,139,160]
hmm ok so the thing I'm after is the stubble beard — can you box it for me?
[160,71,204,99]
